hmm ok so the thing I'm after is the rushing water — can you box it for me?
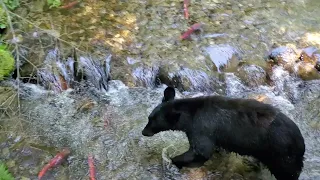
[3,72,317,179]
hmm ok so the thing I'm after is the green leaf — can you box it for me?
[0,24,6,29]
[3,0,20,10]
[47,0,61,8]
[0,163,14,180]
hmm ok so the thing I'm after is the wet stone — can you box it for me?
[295,62,320,80]
[299,46,319,65]
[236,64,267,87]
[267,45,299,67]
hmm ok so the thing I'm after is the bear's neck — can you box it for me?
[166,99,204,132]
[174,111,193,132]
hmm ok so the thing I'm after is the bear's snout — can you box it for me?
[142,128,154,137]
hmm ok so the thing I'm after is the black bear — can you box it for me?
[142,87,305,180]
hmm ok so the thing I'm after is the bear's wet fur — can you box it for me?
[142,87,305,180]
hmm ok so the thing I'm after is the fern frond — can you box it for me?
[0,163,14,180]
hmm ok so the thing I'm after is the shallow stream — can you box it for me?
[0,0,320,179]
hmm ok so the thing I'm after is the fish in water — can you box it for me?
[180,23,203,40]
[183,0,190,19]
[38,148,70,180]
[60,1,79,9]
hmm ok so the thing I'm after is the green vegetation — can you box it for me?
[47,0,61,8]
[0,6,7,29]
[1,0,19,30]
[0,46,15,80]
[3,0,20,11]
[0,163,14,180]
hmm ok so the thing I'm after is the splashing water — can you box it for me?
[17,65,320,179]
[168,67,224,93]
[204,45,239,73]
[132,65,159,88]
[37,48,111,92]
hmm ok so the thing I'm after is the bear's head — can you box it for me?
[142,86,181,136]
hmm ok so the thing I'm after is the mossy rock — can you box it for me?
[0,49,15,80]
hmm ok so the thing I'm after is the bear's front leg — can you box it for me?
[171,148,207,169]
[171,136,214,169]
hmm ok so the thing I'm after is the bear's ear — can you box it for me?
[162,86,175,102]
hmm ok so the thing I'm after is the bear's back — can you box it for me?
[172,95,279,128]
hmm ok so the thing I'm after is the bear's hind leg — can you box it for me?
[266,155,303,180]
